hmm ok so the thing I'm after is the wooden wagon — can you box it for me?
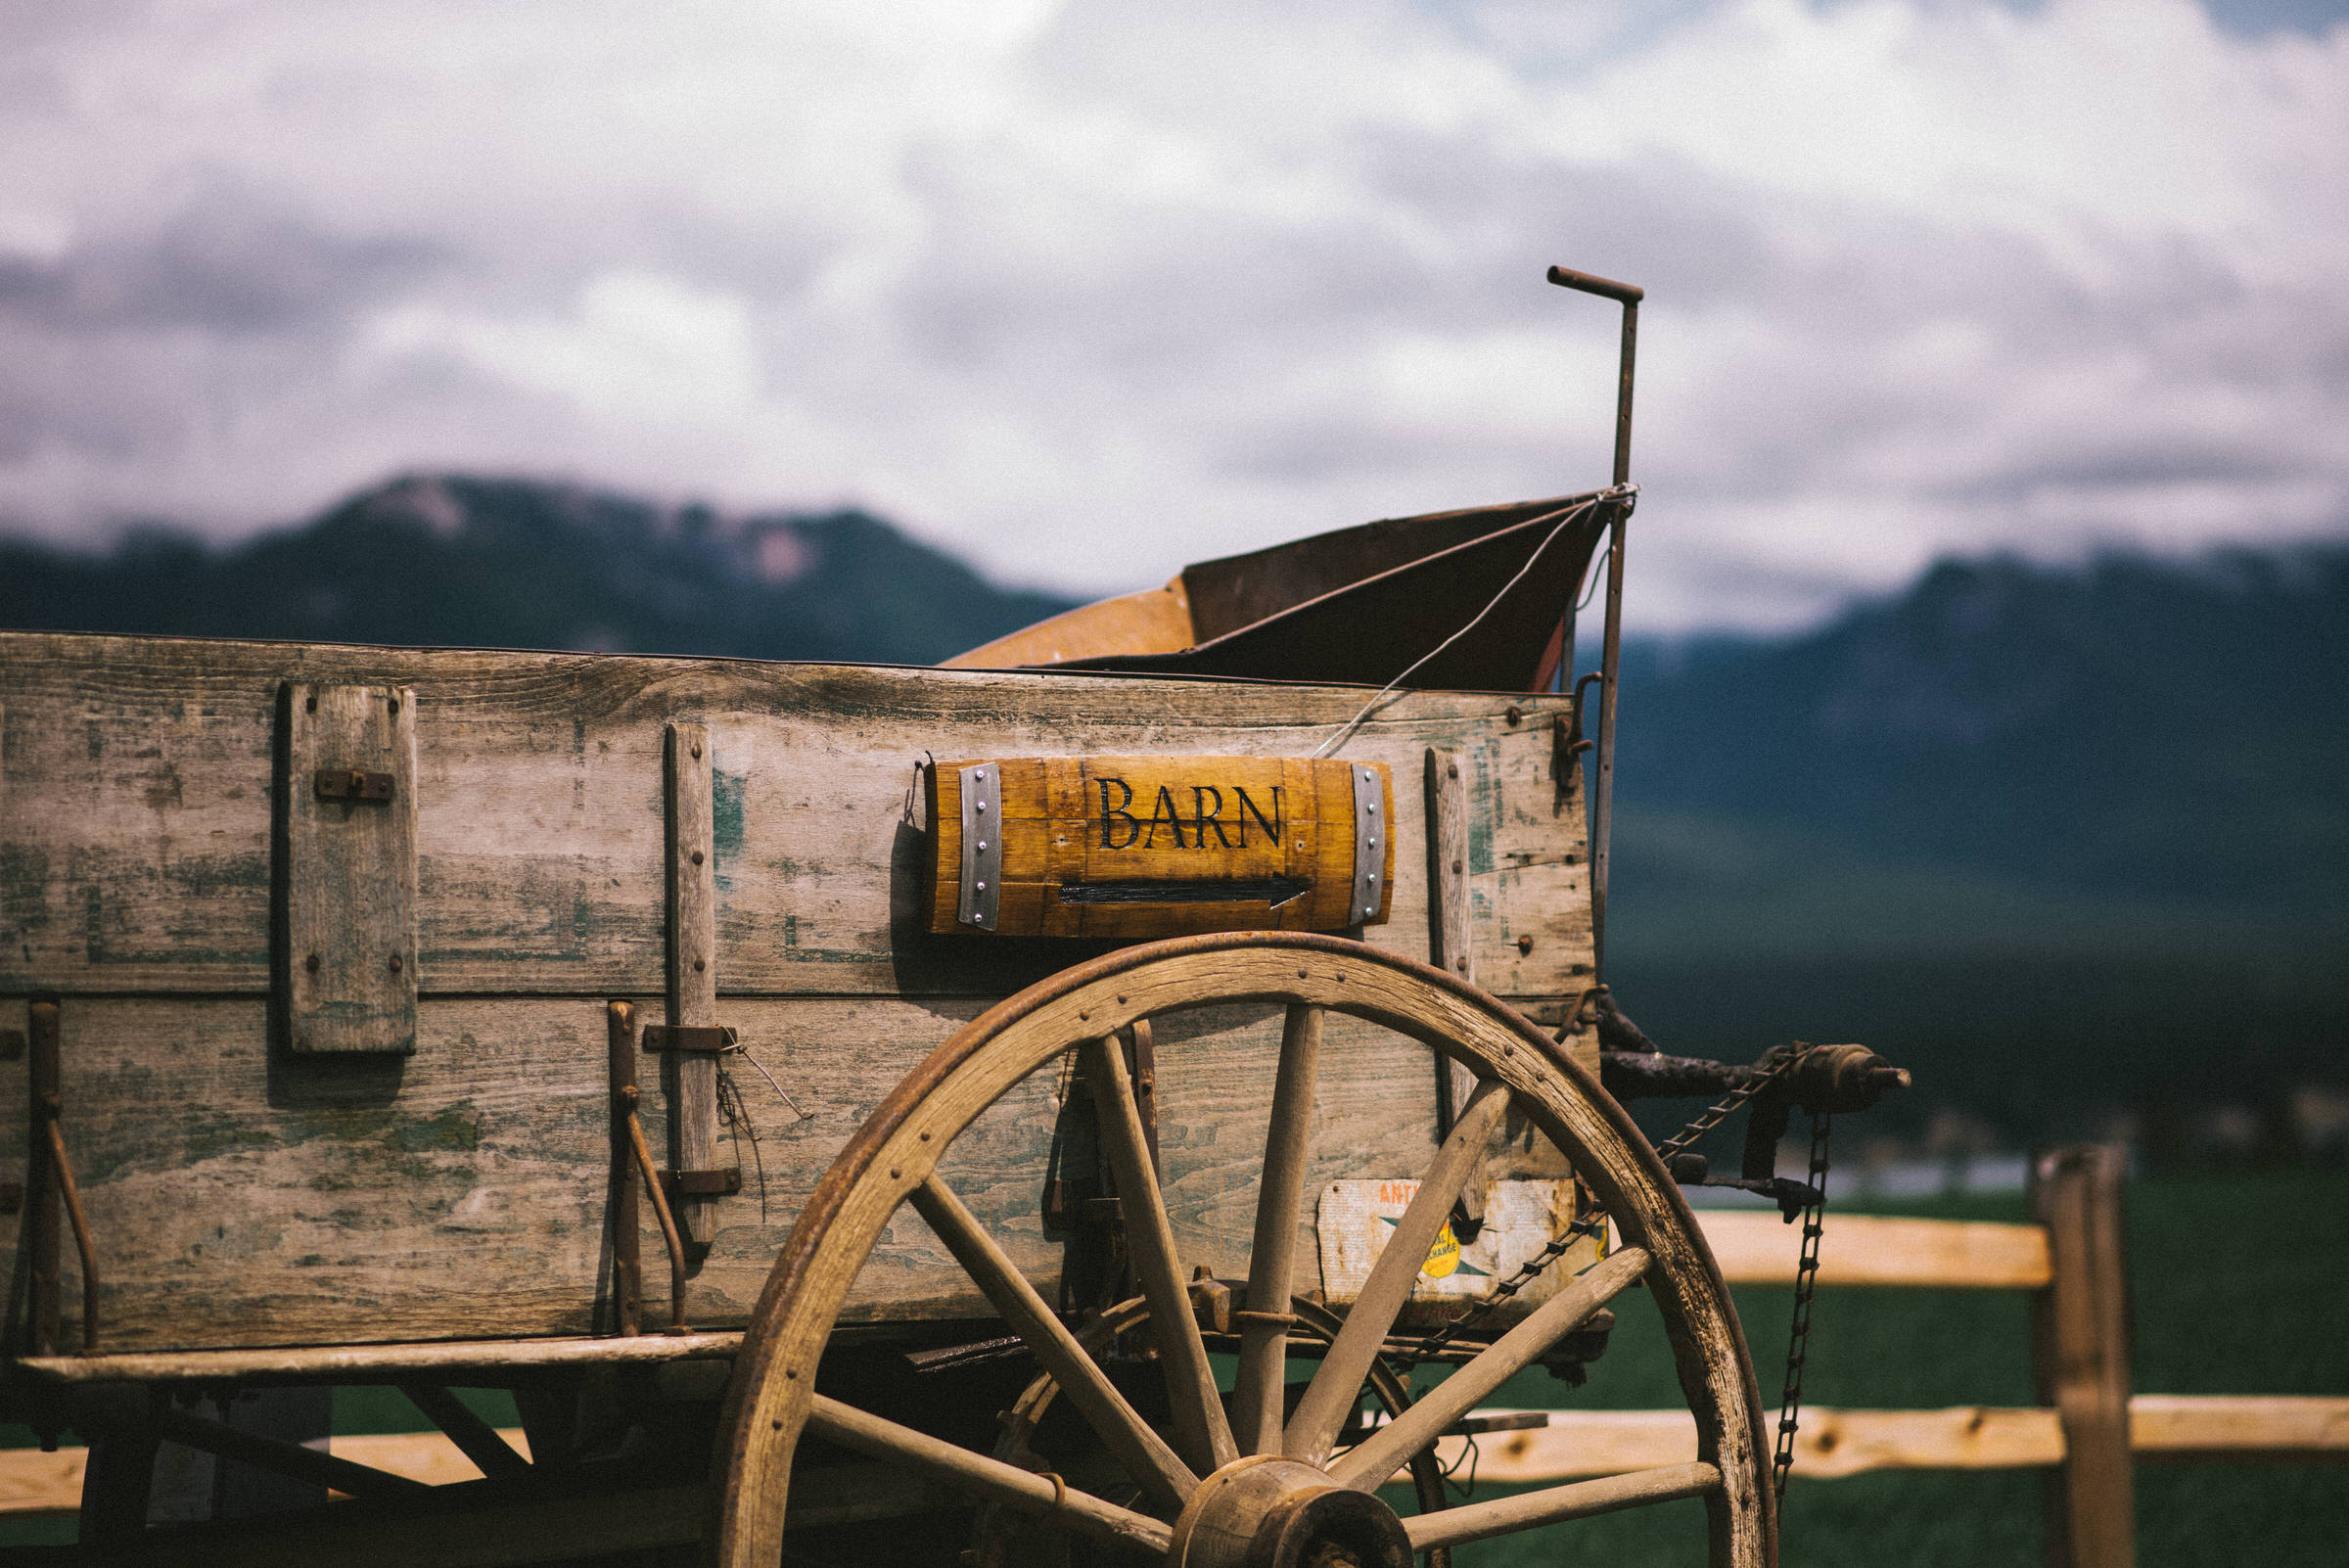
[0,269,1904,1567]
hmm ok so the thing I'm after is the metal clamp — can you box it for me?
[640,1024,738,1054]
[957,762,1002,930]
[313,768,396,803]
[1350,763,1384,925]
[660,1168,744,1201]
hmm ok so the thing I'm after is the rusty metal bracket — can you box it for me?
[660,1169,744,1201]
[312,768,396,803]
[25,1001,100,1355]
[607,1000,692,1335]
[640,1024,738,1054]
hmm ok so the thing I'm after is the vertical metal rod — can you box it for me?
[1547,263,1642,979]
[1610,296,1638,489]
[45,1121,99,1353]
[607,1000,642,1338]
[627,1112,693,1334]
[26,1000,61,1358]
[1593,471,1630,974]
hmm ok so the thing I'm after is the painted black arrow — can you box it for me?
[1055,877,1313,909]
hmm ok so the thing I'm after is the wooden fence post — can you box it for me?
[2030,1144,2135,1568]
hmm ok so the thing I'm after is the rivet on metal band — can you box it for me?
[1351,764,1384,925]
[958,763,1002,930]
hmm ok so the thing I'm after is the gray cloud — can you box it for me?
[0,0,2341,630]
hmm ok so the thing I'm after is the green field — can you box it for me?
[1435,1174,2349,1566]
[5,1174,2342,1561]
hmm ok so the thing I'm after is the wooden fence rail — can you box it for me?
[1688,1145,2333,1568]
[1392,1394,2349,1483]
[5,1146,2338,1567]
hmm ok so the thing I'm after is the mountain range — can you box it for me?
[4,474,2343,1159]
[0,473,1074,667]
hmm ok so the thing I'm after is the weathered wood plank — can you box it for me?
[665,722,721,1246]
[1394,1394,2349,1485]
[1696,1210,2052,1288]
[0,992,1478,1353]
[284,683,419,1054]
[7,1396,2332,1521]
[2032,1144,2135,1568]
[1460,706,1596,1012]
[0,634,1586,1001]
[2130,1394,2349,1461]
[1423,746,1481,1134]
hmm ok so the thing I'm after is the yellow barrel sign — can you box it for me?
[925,756,1395,938]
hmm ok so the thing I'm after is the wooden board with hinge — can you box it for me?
[282,681,419,1055]
[924,756,1394,938]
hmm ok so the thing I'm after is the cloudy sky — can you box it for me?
[3,0,2345,628]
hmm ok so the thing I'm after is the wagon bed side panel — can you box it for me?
[0,635,1590,1003]
[0,633,1593,1355]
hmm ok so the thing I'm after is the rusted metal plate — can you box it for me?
[926,756,1394,937]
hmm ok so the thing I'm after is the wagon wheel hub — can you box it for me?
[1167,1456,1412,1568]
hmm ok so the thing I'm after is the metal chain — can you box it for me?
[1654,1042,1814,1162]
[1405,1044,1819,1363]
[1772,1108,1832,1502]
[1404,1210,1608,1360]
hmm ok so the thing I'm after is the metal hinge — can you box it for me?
[640,1024,739,1054]
[1351,763,1385,925]
[660,1168,745,1201]
[313,768,396,803]
[958,762,1002,930]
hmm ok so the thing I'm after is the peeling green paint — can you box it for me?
[712,769,748,891]
[390,1107,481,1154]
[182,1123,280,1164]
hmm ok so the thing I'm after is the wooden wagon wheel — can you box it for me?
[970,1293,1456,1568]
[709,932,1773,1568]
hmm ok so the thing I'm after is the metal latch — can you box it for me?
[640,1024,738,1054]
[958,762,1002,930]
[314,768,396,803]
[660,1169,745,1200]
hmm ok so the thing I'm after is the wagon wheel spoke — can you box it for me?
[1284,1080,1514,1465]
[806,1392,1174,1557]
[1402,1461,1725,1551]
[1081,1032,1241,1474]
[909,1176,1198,1512]
[1327,1245,1650,1490]
[1230,1002,1324,1455]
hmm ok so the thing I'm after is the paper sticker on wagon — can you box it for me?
[1315,1176,1607,1303]
[924,756,1395,937]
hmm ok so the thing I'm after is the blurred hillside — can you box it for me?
[1598,546,2349,1167]
[3,478,2343,1161]
[0,474,1075,666]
